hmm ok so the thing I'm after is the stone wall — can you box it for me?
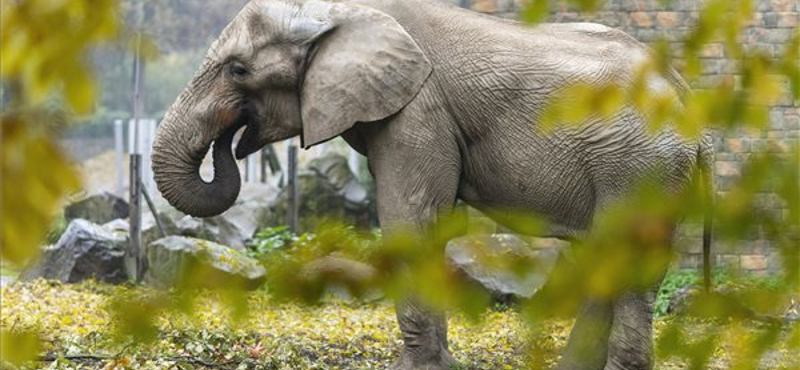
[453,0,798,274]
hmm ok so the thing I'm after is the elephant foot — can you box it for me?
[392,298,458,370]
[390,348,459,370]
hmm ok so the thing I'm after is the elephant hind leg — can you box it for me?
[556,265,665,370]
[604,220,673,370]
[555,209,673,370]
[603,290,658,370]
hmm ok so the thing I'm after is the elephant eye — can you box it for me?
[228,62,249,80]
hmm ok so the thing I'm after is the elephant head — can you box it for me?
[152,0,432,217]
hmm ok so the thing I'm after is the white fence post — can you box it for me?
[127,119,136,158]
[246,153,258,183]
[143,119,156,192]
[128,118,156,193]
[114,119,125,196]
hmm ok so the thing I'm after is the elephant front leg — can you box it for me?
[365,127,463,370]
[384,210,462,370]
[392,298,458,370]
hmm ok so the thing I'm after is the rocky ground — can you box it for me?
[20,152,376,289]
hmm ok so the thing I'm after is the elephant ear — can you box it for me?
[297,1,432,148]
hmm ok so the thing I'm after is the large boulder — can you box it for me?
[173,183,277,250]
[271,154,372,232]
[21,219,128,284]
[174,216,216,241]
[146,236,266,290]
[65,192,129,224]
[309,155,369,211]
[103,212,177,249]
[445,234,566,304]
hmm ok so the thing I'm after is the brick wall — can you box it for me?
[451,0,798,274]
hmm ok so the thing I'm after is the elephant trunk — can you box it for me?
[152,102,241,218]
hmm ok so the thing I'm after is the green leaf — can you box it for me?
[520,0,549,24]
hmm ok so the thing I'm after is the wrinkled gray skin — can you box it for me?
[152,0,714,369]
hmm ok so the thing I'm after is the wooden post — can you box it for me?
[128,32,145,283]
[141,183,166,238]
[287,144,299,233]
[128,154,142,280]
[260,148,268,183]
[266,144,281,175]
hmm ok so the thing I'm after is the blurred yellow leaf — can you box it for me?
[0,330,41,366]
[519,0,549,24]
[64,66,97,114]
[1,0,120,268]
[1,114,81,265]
[0,0,118,113]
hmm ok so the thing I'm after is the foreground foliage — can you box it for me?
[1,280,530,370]
[1,280,797,370]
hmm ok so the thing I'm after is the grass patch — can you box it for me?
[1,280,531,370]
[654,268,789,317]
[1,279,796,369]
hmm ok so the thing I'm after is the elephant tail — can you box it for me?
[697,133,715,291]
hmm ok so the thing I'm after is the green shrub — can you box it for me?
[654,267,786,317]
[45,215,68,245]
[655,269,700,317]
[246,226,301,260]
[248,224,381,262]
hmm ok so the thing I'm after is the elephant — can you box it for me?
[151,0,714,369]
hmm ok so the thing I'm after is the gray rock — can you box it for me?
[146,236,266,289]
[142,212,177,247]
[308,154,369,210]
[446,234,565,304]
[173,183,277,250]
[103,218,129,234]
[271,154,372,232]
[102,212,177,250]
[175,215,216,240]
[21,219,128,284]
[204,200,268,250]
[65,192,129,224]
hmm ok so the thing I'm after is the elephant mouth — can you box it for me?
[233,109,263,160]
